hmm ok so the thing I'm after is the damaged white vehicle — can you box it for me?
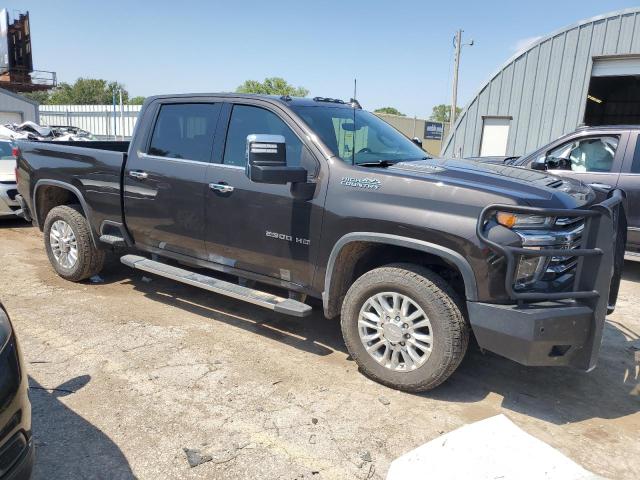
[0,140,20,218]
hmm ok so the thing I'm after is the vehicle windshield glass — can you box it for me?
[0,142,13,160]
[291,106,427,164]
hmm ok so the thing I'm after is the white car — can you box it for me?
[0,140,20,218]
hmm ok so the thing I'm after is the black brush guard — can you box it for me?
[469,189,626,370]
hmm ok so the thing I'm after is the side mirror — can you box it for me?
[245,134,307,184]
[531,157,548,171]
[412,137,423,148]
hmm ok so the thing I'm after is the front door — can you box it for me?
[123,101,222,259]
[617,132,640,251]
[541,134,626,200]
[204,102,325,288]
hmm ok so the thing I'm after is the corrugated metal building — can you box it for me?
[0,87,38,123]
[442,8,640,158]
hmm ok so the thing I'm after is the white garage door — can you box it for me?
[0,111,23,124]
[480,117,510,156]
[592,57,640,77]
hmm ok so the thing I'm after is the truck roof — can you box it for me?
[143,93,357,109]
[577,124,640,131]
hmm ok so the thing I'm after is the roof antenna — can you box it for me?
[350,78,362,109]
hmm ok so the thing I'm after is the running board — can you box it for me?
[120,254,312,317]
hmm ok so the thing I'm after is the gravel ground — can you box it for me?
[1,219,639,479]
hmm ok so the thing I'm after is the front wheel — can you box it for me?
[340,264,469,392]
[43,205,105,282]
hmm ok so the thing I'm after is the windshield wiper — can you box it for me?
[357,157,428,168]
[356,160,397,167]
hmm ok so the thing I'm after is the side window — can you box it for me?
[148,103,220,162]
[546,136,619,173]
[223,105,303,167]
[631,135,640,173]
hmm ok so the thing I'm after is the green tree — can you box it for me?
[236,77,309,97]
[374,107,405,116]
[128,96,146,105]
[23,91,50,104]
[429,104,462,123]
[40,78,131,105]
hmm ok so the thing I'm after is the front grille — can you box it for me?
[544,219,584,281]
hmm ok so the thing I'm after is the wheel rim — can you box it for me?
[358,292,433,372]
[49,220,78,269]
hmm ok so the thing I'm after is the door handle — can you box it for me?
[588,182,612,191]
[129,170,149,180]
[209,183,234,193]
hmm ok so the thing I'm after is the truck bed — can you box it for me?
[16,140,129,241]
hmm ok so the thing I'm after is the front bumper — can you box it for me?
[0,183,19,218]
[471,190,626,370]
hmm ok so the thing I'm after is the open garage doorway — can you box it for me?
[585,57,640,125]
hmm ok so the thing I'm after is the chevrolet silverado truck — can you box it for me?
[14,94,626,392]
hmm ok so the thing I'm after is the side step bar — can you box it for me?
[120,254,312,317]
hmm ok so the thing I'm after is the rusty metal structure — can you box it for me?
[0,9,55,93]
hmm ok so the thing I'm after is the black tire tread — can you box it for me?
[43,204,105,282]
[341,263,469,392]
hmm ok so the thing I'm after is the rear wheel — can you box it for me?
[43,205,105,282]
[340,264,469,392]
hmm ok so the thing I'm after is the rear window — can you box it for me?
[148,103,220,162]
[0,142,13,160]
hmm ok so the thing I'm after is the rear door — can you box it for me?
[123,100,222,259]
[616,131,640,251]
[203,101,325,288]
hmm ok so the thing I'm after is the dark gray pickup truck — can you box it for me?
[14,94,626,391]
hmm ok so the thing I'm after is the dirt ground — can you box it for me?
[1,219,639,479]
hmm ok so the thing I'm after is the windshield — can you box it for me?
[0,142,13,161]
[291,106,427,164]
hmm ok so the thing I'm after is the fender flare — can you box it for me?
[323,232,479,312]
[32,179,98,246]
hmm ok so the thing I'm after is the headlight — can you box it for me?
[496,212,554,229]
[514,251,550,289]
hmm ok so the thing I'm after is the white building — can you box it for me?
[0,87,38,124]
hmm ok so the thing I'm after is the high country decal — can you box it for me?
[340,177,381,190]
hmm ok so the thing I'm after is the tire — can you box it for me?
[340,263,469,392]
[43,204,105,282]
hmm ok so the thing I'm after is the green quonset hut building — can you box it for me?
[442,8,640,157]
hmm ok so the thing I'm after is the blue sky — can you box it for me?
[4,0,638,117]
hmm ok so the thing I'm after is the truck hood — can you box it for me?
[388,158,594,207]
[0,159,16,183]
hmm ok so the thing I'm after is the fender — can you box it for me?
[323,232,479,313]
[32,179,98,246]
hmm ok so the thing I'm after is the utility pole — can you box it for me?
[450,30,474,128]
[450,30,462,128]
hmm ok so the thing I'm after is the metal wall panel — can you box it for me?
[39,104,142,139]
[442,8,640,157]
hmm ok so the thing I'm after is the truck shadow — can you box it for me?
[106,265,639,426]
[122,273,346,357]
[0,217,32,229]
[622,259,640,282]
[428,319,640,425]
[29,375,135,480]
